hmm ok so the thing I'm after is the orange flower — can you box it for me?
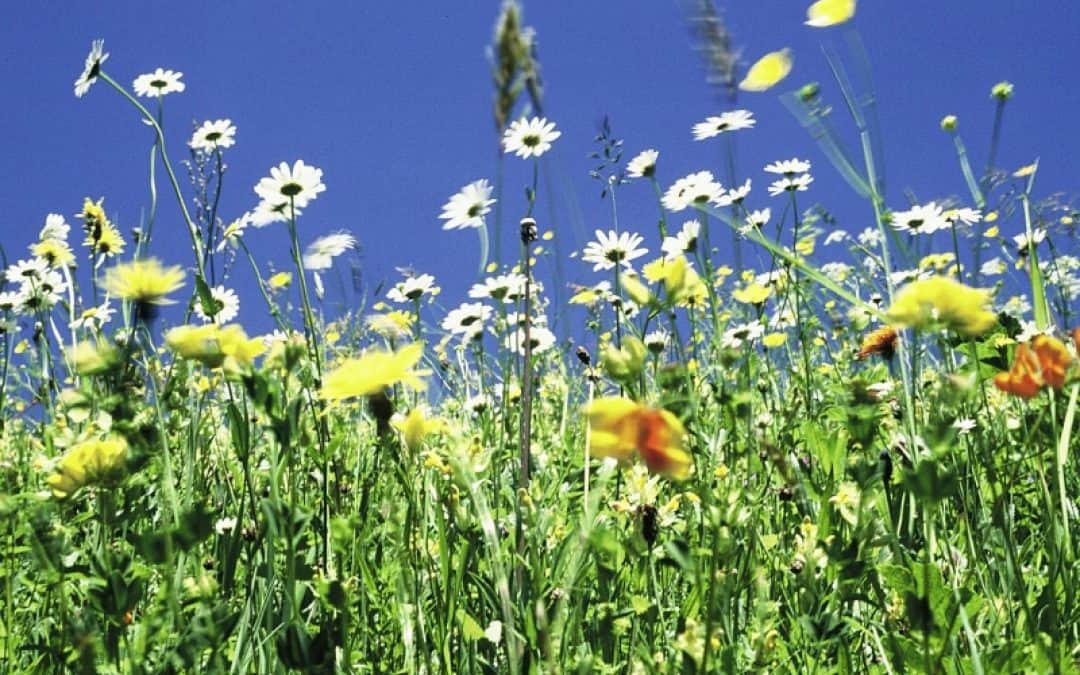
[586,397,692,480]
[994,335,1075,398]
[1032,335,1072,390]
[856,326,898,361]
[1072,327,1080,355]
[993,342,1043,398]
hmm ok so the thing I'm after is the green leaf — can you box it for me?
[456,609,485,642]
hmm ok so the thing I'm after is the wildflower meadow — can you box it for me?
[4,1,1080,672]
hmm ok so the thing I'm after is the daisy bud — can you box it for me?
[991,81,1014,101]
[520,217,538,244]
[798,82,820,103]
[940,115,958,132]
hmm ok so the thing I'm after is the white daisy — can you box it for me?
[502,117,561,159]
[132,68,186,98]
[387,273,440,303]
[17,269,66,313]
[725,179,752,203]
[643,329,670,353]
[441,302,493,338]
[661,220,701,259]
[944,207,981,226]
[662,171,728,212]
[214,517,238,535]
[980,257,1007,276]
[764,158,812,176]
[504,325,557,355]
[189,119,237,151]
[194,285,240,324]
[858,227,882,247]
[692,110,756,140]
[70,300,116,331]
[440,179,496,230]
[952,418,976,435]
[1013,229,1046,253]
[215,213,251,252]
[767,174,813,197]
[6,258,50,285]
[302,232,356,270]
[255,160,326,209]
[248,200,297,228]
[823,229,848,245]
[582,230,649,271]
[40,214,71,242]
[746,208,771,229]
[721,320,765,349]
[0,291,24,313]
[74,39,108,98]
[821,262,853,282]
[468,273,528,303]
[626,149,659,179]
[890,203,950,235]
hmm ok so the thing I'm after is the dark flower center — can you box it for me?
[280,182,303,197]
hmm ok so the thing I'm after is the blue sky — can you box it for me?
[3,1,1079,335]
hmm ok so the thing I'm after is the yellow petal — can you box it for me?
[739,49,793,92]
[805,0,856,27]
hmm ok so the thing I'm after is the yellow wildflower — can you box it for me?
[46,436,128,499]
[739,49,793,92]
[586,397,692,480]
[267,271,293,290]
[32,239,76,268]
[732,283,771,306]
[887,276,996,337]
[805,0,856,27]
[393,408,445,452]
[320,342,429,400]
[101,258,185,305]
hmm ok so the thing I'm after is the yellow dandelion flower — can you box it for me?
[762,332,787,348]
[739,48,793,92]
[86,221,126,258]
[392,408,446,452]
[732,283,771,305]
[805,0,856,27]
[887,276,996,337]
[102,258,185,305]
[78,197,109,236]
[267,271,293,290]
[32,239,76,268]
[46,436,128,499]
[321,342,429,400]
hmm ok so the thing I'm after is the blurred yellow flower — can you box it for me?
[102,258,185,305]
[267,271,293,290]
[393,408,445,452]
[732,283,771,305]
[739,49,793,92]
[85,222,126,258]
[762,332,787,348]
[70,339,121,375]
[321,342,429,400]
[805,0,856,27]
[586,397,692,480]
[887,276,996,337]
[166,324,264,374]
[1013,162,1038,178]
[46,436,128,499]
